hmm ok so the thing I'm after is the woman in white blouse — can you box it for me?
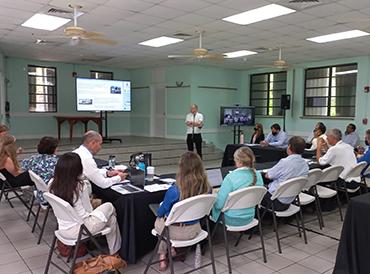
[49,152,121,255]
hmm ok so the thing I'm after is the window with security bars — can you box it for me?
[250,71,287,116]
[304,64,357,117]
[90,70,113,80]
[28,65,57,112]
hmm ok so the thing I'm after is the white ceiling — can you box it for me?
[1,0,370,69]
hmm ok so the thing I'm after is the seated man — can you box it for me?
[307,122,328,151]
[73,131,127,189]
[317,128,358,188]
[260,123,289,148]
[342,123,360,148]
[261,136,309,211]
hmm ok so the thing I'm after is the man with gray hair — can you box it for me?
[317,128,357,179]
[73,131,127,189]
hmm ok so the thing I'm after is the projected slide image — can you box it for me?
[76,78,131,111]
[78,99,93,105]
[110,86,121,94]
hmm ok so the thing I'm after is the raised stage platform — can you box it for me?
[16,136,223,175]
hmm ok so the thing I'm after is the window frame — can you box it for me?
[303,63,357,118]
[28,64,57,113]
[250,71,287,117]
[90,70,113,80]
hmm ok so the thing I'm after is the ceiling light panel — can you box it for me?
[139,36,184,47]
[21,13,71,31]
[307,30,370,43]
[222,4,296,25]
[224,50,257,58]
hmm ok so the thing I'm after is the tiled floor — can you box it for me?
[0,191,343,274]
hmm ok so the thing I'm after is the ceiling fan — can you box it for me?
[42,5,118,46]
[256,48,290,69]
[168,31,225,61]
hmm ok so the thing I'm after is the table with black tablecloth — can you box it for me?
[333,193,370,274]
[222,144,315,167]
[92,183,167,264]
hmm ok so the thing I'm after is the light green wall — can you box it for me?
[4,55,370,150]
[5,57,131,138]
[241,56,370,142]
[0,51,5,124]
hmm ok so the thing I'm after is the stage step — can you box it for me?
[17,137,223,167]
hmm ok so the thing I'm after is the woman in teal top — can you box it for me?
[212,146,264,226]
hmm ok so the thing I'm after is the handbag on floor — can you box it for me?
[73,254,127,274]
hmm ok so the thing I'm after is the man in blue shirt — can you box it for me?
[260,123,289,148]
[357,129,370,182]
[342,123,360,148]
[261,136,309,211]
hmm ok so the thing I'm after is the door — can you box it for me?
[150,68,166,137]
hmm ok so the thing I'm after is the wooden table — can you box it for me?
[55,116,103,142]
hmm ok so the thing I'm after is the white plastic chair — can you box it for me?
[263,177,308,254]
[317,165,344,221]
[43,192,111,274]
[28,170,52,244]
[360,165,370,191]
[299,169,324,229]
[339,162,368,201]
[144,194,217,274]
[0,172,34,215]
[213,186,267,273]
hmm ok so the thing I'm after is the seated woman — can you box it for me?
[0,124,9,137]
[0,135,33,187]
[155,151,211,271]
[49,152,121,255]
[212,147,263,226]
[21,136,59,204]
[250,123,265,144]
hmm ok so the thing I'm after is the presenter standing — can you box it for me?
[185,104,204,158]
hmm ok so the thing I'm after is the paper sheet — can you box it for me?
[160,178,176,184]
[144,184,171,192]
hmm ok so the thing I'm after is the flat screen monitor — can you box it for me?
[220,106,255,126]
[76,77,131,112]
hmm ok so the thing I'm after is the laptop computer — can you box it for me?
[207,168,224,188]
[129,167,145,188]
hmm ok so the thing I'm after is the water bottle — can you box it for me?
[108,156,113,168]
[194,244,202,268]
[111,156,116,168]
[240,132,245,144]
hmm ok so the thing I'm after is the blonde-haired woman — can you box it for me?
[155,151,211,271]
[0,135,33,187]
[212,147,263,226]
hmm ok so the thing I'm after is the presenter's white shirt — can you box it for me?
[73,145,121,189]
[185,112,204,134]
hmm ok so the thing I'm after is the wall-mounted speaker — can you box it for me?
[281,94,291,110]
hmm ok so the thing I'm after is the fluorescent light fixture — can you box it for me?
[22,13,71,31]
[139,36,183,47]
[334,70,358,75]
[224,50,257,58]
[307,30,370,43]
[222,4,296,25]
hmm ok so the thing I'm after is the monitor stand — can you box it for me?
[101,111,122,144]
